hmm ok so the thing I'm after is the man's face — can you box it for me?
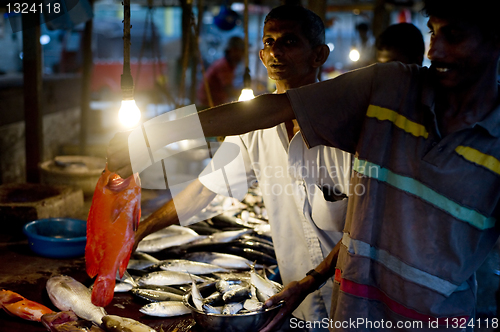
[259,19,318,84]
[427,16,499,89]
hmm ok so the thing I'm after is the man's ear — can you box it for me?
[259,49,266,67]
[311,44,330,68]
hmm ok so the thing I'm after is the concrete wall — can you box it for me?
[0,74,82,184]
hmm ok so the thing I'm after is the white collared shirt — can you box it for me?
[199,122,352,328]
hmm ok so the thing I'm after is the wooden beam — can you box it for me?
[22,13,43,183]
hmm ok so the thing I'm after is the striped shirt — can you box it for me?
[287,62,500,330]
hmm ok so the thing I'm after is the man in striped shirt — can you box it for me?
[107,0,500,330]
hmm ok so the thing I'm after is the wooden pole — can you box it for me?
[80,0,94,155]
[22,13,43,183]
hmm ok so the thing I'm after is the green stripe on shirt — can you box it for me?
[353,158,496,230]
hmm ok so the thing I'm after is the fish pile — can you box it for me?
[106,188,281,319]
[114,225,280,318]
[188,264,283,316]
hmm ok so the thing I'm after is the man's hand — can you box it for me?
[107,131,133,179]
[258,277,316,332]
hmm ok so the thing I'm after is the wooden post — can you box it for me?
[80,0,94,155]
[372,0,391,39]
[22,13,43,183]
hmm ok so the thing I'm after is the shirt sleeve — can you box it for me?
[287,64,377,153]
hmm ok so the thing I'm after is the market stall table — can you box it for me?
[0,189,197,332]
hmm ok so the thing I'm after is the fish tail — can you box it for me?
[91,277,115,307]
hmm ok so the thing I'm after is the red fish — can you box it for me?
[85,165,141,307]
[0,289,54,322]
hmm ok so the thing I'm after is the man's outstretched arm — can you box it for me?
[107,93,293,179]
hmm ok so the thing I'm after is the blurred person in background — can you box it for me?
[350,22,375,69]
[196,36,245,109]
[375,22,425,65]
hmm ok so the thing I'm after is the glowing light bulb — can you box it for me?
[349,48,360,62]
[118,99,141,128]
[238,88,255,101]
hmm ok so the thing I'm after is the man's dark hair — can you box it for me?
[264,5,325,48]
[423,0,500,40]
[375,23,425,65]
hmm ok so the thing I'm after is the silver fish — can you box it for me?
[195,229,253,244]
[215,279,249,294]
[139,301,191,317]
[46,275,107,325]
[202,303,222,314]
[191,280,204,311]
[184,252,265,270]
[249,266,281,301]
[142,225,199,241]
[130,288,184,302]
[137,271,208,286]
[202,291,223,306]
[132,252,162,263]
[243,298,264,312]
[114,282,134,293]
[137,233,205,253]
[102,315,155,332]
[116,270,137,287]
[221,285,250,303]
[137,284,185,295]
[222,302,243,315]
[159,259,230,274]
[127,259,158,270]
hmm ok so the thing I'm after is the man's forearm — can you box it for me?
[135,179,217,244]
[198,93,294,137]
[302,240,342,291]
[315,239,341,277]
[146,93,293,148]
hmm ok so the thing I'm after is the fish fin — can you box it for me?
[91,277,115,307]
[118,247,134,278]
[85,240,100,278]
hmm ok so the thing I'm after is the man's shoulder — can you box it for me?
[373,61,427,79]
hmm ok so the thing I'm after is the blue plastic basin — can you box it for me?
[23,218,87,258]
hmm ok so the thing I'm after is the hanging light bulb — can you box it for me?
[119,0,141,128]
[119,100,141,127]
[349,48,360,62]
[238,0,254,102]
[239,67,254,101]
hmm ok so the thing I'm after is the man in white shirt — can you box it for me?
[114,5,351,330]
